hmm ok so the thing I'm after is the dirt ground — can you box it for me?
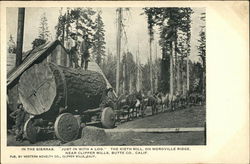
[7,105,206,146]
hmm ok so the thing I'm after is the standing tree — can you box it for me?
[145,10,155,93]
[32,12,51,49]
[120,51,137,94]
[126,51,137,93]
[141,61,151,93]
[39,13,51,41]
[55,8,97,53]
[176,8,192,94]
[143,8,193,95]
[189,62,203,93]
[8,35,16,53]
[198,12,206,94]
[71,8,96,46]
[55,8,67,44]
[92,12,106,65]
[16,8,25,66]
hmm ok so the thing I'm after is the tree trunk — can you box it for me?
[149,39,153,93]
[62,23,65,46]
[66,8,70,40]
[177,57,180,94]
[174,40,178,95]
[136,47,140,92]
[186,56,190,93]
[116,8,122,96]
[122,62,126,94]
[170,41,174,96]
[129,74,133,94]
[18,62,107,119]
[155,72,158,92]
[16,8,25,67]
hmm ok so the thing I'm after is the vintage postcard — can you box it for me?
[0,1,249,164]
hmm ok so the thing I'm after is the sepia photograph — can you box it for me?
[5,7,207,146]
[1,1,249,163]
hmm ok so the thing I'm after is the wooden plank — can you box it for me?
[82,108,101,114]
[86,121,101,125]
[104,127,205,133]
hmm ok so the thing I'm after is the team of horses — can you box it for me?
[113,91,205,122]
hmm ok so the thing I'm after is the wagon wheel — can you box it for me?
[23,118,37,143]
[54,113,80,142]
[101,107,115,129]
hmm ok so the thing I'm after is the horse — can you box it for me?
[115,94,129,121]
[126,92,143,118]
[196,94,205,105]
[115,91,143,121]
[161,93,178,111]
[141,93,158,117]
[161,94,169,111]
[154,92,165,112]
[174,93,188,109]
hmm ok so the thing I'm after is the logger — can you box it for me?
[19,62,115,143]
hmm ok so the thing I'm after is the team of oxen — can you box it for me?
[113,91,205,121]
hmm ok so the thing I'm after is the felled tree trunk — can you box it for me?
[18,62,107,119]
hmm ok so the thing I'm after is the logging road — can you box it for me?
[7,105,206,146]
[106,105,206,145]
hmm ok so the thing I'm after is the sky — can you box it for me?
[6,7,205,64]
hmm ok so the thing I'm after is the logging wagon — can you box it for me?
[7,40,116,143]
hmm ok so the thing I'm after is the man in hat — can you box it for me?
[80,34,90,70]
[66,33,79,68]
[10,103,27,141]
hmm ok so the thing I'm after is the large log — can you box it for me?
[18,62,107,119]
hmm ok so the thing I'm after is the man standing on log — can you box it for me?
[9,103,27,142]
[80,34,90,70]
[66,33,79,68]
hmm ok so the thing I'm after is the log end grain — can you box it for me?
[18,62,56,115]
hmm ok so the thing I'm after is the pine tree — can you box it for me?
[55,8,97,50]
[143,8,193,95]
[198,12,206,68]
[92,12,106,65]
[198,12,206,94]
[146,9,154,93]
[125,52,136,93]
[31,13,51,49]
[55,9,66,44]
[39,13,51,41]
[8,35,16,53]
[71,8,96,44]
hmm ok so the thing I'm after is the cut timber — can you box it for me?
[81,126,108,144]
[82,107,101,114]
[104,127,205,133]
[18,62,106,117]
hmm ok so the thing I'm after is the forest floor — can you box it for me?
[7,105,206,146]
